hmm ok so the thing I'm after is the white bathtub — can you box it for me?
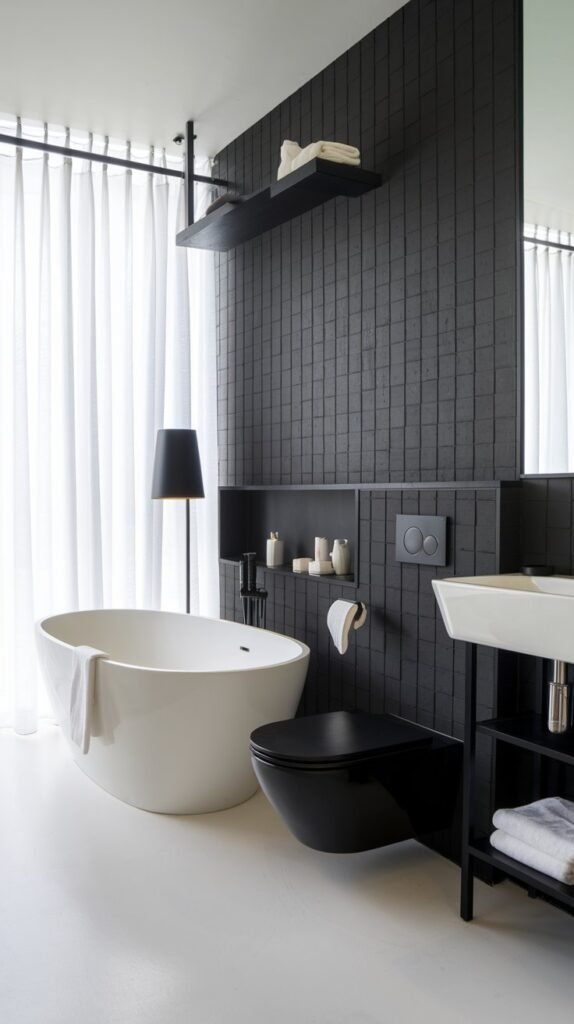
[36,610,309,814]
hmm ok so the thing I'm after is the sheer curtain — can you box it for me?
[524,224,574,473]
[0,117,219,733]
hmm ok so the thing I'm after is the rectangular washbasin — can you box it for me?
[432,574,574,663]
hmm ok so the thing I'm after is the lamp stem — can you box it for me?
[185,498,191,614]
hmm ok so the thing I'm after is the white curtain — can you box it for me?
[0,118,219,733]
[524,224,574,473]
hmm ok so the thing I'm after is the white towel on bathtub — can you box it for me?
[68,646,107,754]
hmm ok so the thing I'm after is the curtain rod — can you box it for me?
[523,234,574,254]
[0,131,228,187]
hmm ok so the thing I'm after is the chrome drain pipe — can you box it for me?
[548,660,571,734]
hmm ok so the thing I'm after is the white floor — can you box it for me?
[1,728,573,1024]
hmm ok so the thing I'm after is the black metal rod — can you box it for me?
[524,234,574,254]
[186,120,195,225]
[0,131,229,186]
[461,643,477,922]
[185,499,191,615]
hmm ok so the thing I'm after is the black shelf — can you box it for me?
[477,714,574,767]
[176,159,382,251]
[219,486,358,585]
[220,558,357,588]
[469,837,574,911]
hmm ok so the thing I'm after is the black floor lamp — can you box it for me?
[151,429,205,614]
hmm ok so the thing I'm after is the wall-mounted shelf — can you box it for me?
[469,837,574,912]
[220,557,357,589]
[477,714,574,767]
[176,159,381,252]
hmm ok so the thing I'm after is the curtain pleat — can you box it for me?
[75,135,103,607]
[58,133,80,607]
[113,147,136,605]
[98,140,113,604]
[524,226,574,473]
[0,119,219,731]
[12,139,36,733]
[35,138,53,615]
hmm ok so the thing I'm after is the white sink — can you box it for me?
[432,574,574,663]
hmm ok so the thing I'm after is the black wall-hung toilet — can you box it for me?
[250,711,461,854]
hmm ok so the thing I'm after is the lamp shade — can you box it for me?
[151,429,205,499]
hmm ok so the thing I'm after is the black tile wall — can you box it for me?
[215,0,520,487]
[215,0,523,847]
[518,477,574,573]
[220,484,502,833]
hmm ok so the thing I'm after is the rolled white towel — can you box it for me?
[490,829,574,885]
[493,797,574,864]
[277,139,361,179]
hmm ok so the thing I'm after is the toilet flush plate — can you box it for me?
[395,514,447,566]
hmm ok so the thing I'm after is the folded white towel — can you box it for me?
[490,829,574,885]
[493,797,574,864]
[68,646,107,754]
[277,140,302,179]
[277,139,361,179]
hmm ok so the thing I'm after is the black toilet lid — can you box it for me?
[250,711,432,767]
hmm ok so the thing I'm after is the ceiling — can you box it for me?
[524,0,574,232]
[0,0,408,159]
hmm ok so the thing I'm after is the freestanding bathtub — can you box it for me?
[35,610,309,814]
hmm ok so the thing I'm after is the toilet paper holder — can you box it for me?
[352,601,368,627]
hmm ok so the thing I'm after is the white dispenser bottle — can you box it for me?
[266,532,284,567]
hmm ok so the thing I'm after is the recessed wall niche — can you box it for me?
[220,486,358,585]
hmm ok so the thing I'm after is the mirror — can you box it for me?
[523,0,574,474]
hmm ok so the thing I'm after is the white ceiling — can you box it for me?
[524,0,574,232]
[0,0,408,159]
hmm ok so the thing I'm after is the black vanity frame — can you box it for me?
[462,643,574,919]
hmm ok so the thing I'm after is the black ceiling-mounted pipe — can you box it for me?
[186,120,196,225]
[523,234,574,254]
[0,130,229,190]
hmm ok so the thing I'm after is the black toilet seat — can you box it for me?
[250,711,433,771]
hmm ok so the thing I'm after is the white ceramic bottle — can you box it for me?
[330,539,351,576]
[266,532,284,567]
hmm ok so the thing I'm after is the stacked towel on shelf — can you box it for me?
[490,796,574,884]
[277,139,361,179]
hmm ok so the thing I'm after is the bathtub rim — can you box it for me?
[35,608,311,675]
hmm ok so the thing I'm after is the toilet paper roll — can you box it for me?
[327,600,368,655]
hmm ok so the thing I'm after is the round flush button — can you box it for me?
[423,534,439,556]
[404,527,424,554]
